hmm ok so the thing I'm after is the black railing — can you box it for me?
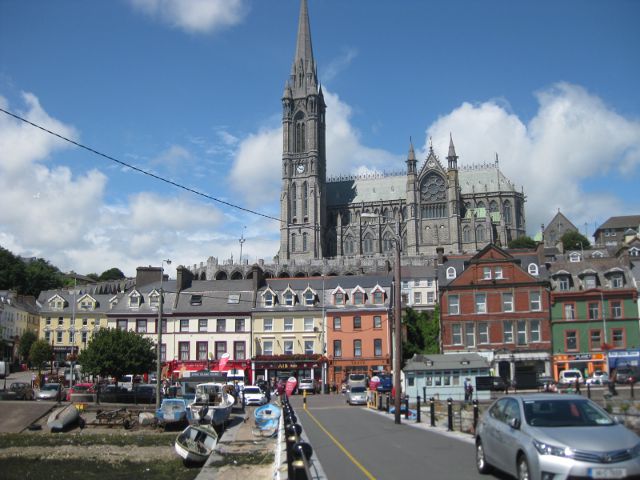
[282,394,314,480]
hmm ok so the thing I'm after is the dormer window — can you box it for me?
[334,292,344,304]
[303,290,315,306]
[584,275,597,289]
[446,267,457,280]
[528,264,539,276]
[353,291,365,305]
[610,274,624,288]
[558,276,571,291]
[80,300,93,310]
[372,290,384,304]
[630,247,640,257]
[283,292,295,306]
[264,291,274,307]
[190,295,202,306]
[149,292,159,308]
[129,292,141,308]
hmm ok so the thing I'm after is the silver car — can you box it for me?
[346,385,367,405]
[476,394,640,480]
[36,383,63,401]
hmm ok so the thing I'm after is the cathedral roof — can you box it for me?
[458,163,519,194]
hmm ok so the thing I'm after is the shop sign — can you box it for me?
[256,361,321,369]
[574,354,592,360]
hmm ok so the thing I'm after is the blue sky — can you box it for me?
[1,0,639,277]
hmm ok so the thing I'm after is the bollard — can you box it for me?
[292,442,313,480]
[416,395,421,423]
[242,390,246,412]
[386,393,390,412]
[587,382,591,399]
[405,396,410,420]
[378,392,383,410]
[447,397,453,431]
[473,399,479,431]
[430,397,436,427]
[303,389,307,410]
[423,387,426,403]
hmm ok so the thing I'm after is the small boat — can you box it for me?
[174,424,218,464]
[254,403,281,431]
[156,398,189,426]
[188,383,235,428]
[48,403,80,431]
[389,405,417,420]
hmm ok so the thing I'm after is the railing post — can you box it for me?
[405,396,409,420]
[416,395,421,423]
[473,399,479,432]
[386,393,390,412]
[447,397,453,432]
[378,391,383,410]
[430,397,436,427]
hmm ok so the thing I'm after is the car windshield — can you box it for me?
[244,387,260,394]
[42,384,59,391]
[563,372,580,379]
[523,399,614,427]
[73,385,91,392]
[349,375,366,382]
[350,386,366,393]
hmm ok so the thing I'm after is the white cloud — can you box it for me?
[128,0,249,34]
[149,144,192,172]
[323,47,358,82]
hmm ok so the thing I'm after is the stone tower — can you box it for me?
[280,0,327,261]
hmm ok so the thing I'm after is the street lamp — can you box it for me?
[239,226,247,265]
[362,213,403,424]
[156,259,171,409]
[576,242,584,261]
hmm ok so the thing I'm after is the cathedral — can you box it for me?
[279,0,526,263]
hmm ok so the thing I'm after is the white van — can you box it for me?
[559,369,584,385]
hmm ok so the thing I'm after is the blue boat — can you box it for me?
[389,405,417,420]
[254,403,281,431]
[156,398,189,426]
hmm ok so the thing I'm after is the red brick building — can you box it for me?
[438,244,551,387]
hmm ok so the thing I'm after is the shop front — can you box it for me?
[553,352,607,379]
[251,355,328,390]
[165,359,252,384]
[329,357,390,391]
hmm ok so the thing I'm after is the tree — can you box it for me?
[23,258,64,297]
[561,230,591,251]
[99,268,126,281]
[78,328,156,382]
[86,273,100,281]
[403,307,440,363]
[30,340,53,374]
[0,246,26,292]
[508,236,538,249]
[18,330,38,365]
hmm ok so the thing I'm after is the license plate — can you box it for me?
[589,468,627,479]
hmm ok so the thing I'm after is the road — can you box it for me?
[289,394,500,480]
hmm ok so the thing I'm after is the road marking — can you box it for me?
[302,406,377,480]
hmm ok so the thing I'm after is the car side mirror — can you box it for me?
[508,417,521,429]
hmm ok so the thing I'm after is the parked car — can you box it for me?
[132,384,157,404]
[66,382,95,401]
[98,384,130,403]
[476,376,507,392]
[536,376,558,392]
[375,374,393,393]
[8,382,35,400]
[346,385,367,405]
[242,386,267,406]
[475,394,640,479]
[615,365,640,384]
[586,370,609,385]
[558,369,584,385]
[298,378,319,394]
[36,383,64,401]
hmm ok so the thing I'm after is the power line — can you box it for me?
[0,107,281,223]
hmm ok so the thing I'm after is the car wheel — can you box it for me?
[475,439,492,474]
[517,453,530,480]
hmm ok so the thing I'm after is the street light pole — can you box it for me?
[239,226,246,265]
[156,259,171,410]
[393,224,402,425]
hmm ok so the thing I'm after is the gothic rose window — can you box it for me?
[420,173,446,202]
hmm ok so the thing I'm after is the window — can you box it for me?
[374,339,382,357]
[558,276,570,291]
[304,318,314,332]
[46,317,51,326]
[333,340,342,357]
[284,340,294,355]
[69,330,75,344]
[333,317,341,330]
[427,292,435,304]
[373,316,382,329]
[264,318,273,331]
[334,292,345,304]
[264,292,274,307]
[448,295,460,315]
[503,320,514,343]
[216,319,226,332]
[284,318,294,331]
[585,275,597,289]
[303,181,308,216]
[136,319,147,333]
[117,319,127,331]
[190,295,202,306]
[465,323,475,347]
[304,340,314,355]
[495,267,503,279]
[179,319,189,333]
[354,316,362,329]
[353,291,364,305]
[235,318,245,332]
[476,225,486,242]
[529,291,541,311]
[58,317,64,326]
[304,290,314,306]
[475,293,487,314]
[198,319,208,332]
[129,292,141,307]
[528,264,539,276]
[530,320,540,342]
[517,320,527,345]
[610,301,622,319]
[234,341,246,360]
[291,183,297,217]
[565,331,578,351]
[82,318,88,326]
[56,331,63,343]
[263,340,273,356]
[197,342,208,360]
[502,292,513,312]
[215,341,227,359]
[179,342,190,361]
[82,331,88,344]
[612,329,624,348]
[478,322,489,344]
[446,267,457,279]
[483,267,492,280]
[463,226,471,243]
[451,324,462,345]
[354,340,362,357]
[363,234,374,254]
[45,331,51,342]
[302,232,308,251]
[373,291,384,304]
[564,303,576,320]
[590,330,602,350]
[284,292,294,306]
[413,292,422,304]
[588,302,599,320]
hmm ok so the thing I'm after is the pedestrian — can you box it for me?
[575,377,581,395]
[608,369,618,396]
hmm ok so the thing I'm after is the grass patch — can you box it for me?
[0,458,199,480]
[0,432,175,449]
[210,451,274,467]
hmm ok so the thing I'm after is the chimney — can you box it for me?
[136,266,162,288]
[436,247,445,265]
[176,266,194,291]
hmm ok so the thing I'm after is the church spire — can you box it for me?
[406,137,417,174]
[290,0,317,96]
[447,133,458,170]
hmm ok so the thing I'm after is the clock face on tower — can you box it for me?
[296,162,305,174]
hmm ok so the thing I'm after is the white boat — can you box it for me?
[47,404,80,431]
[188,382,235,428]
[174,424,218,464]
[156,398,189,426]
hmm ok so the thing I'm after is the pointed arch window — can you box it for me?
[463,226,471,243]
[383,233,394,253]
[503,200,512,225]
[363,233,374,254]
[295,118,306,152]
[302,182,308,216]
[344,236,354,255]
[489,200,498,212]
[291,183,297,219]
[476,225,486,242]
[291,233,297,252]
[302,232,308,252]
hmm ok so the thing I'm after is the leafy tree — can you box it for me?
[86,273,100,281]
[508,236,538,249]
[561,230,591,251]
[0,246,26,292]
[99,268,125,281]
[78,328,156,382]
[18,330,38,365]
[23,258,64,297]
[403,306,440,363]
[30,340,53,374]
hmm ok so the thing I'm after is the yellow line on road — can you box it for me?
[302,406,376,480]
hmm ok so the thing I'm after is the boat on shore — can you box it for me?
[47,404,80,431]
[174,424,218,464]
[156,398,189,427]
[188,382,235,428]
[254,403,281,431]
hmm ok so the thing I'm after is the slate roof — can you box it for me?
[404,353,490,372]
[546,257,635,292]
[596,215,640,232]
[37,290,122,315]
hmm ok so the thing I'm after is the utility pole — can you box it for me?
[156,259,171,410]
[393,223,402,424]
